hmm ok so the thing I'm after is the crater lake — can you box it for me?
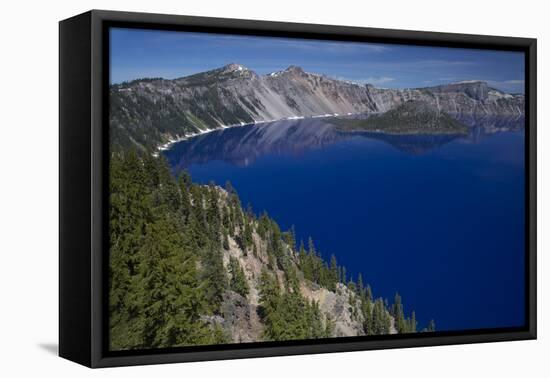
[162,116,526,332]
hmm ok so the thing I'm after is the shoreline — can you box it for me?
[153,111,363,156]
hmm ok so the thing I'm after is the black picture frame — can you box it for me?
[59,9,537,368]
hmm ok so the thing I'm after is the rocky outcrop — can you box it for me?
[219,291,263,343]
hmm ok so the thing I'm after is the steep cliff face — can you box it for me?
[366,81,525,116]
[110,64,524,151]
[263,65,378,117]
[209,189,395,342]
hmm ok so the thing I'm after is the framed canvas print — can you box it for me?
[59,10,536,368]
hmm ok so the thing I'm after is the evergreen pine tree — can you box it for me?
[201,243,227,314]
[392,292,406,333]
[365,284,373,303]
[371,298,384,335]
[342,266,347,285]
[229,256,249,298]
[329,254,338,290]
[357,273,364,298]
[410,311,417,333]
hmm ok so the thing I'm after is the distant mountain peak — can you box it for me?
[267,65,307,78]
[284,65,305,74]
[267,70,283,77]
[222,63,249,72]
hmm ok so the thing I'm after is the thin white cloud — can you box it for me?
[438,77,458,82]
[336,76,395,85]
[487,79,525,94]
[488,79,524,86]
[256,38,390,53]
[378,60,475,70]
[274,40,389,53]
[362,76,395,85]
[502,79,525,84]
[420,59,474,66]
[138,30,390,54]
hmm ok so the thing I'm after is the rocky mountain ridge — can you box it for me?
[110,63,524,151]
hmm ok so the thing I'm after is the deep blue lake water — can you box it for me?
[163,117,525,332]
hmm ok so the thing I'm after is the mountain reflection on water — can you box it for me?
[163,115,524,173]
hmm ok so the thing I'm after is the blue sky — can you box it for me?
[110,27,525,94]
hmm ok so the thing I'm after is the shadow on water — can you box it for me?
[162,115,525,172]
[339,114,525,154]
[347,132,462,155]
